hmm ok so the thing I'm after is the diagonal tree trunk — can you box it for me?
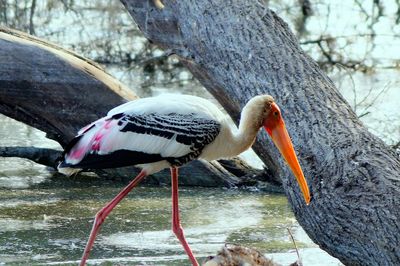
[120,0,400,264]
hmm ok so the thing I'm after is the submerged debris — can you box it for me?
[202,243,301,266]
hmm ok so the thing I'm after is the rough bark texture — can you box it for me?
[0,26,266,188]
[0,26,137,146]
[121,0,400,264]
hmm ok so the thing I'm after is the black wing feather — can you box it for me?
[59,113,220,170]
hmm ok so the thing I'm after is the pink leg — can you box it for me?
[80,170,147,266]
[170,167,199,266]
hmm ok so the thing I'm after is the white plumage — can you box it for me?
[107,94,225,119]
[57,93,311,266]
[58,94,229,175]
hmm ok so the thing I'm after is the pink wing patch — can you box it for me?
[70,147,87,160]
[91,135,102,151]
[91,120,114,151]
[66,118,118,164]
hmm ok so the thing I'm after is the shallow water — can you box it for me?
[0,175,339,265]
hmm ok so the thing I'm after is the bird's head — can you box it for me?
[249,95,311,205]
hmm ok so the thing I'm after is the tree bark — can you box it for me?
[121,0,400,264]
[0,26,137,146]
[0,26,265,188]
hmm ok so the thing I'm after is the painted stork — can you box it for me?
[57,94,310,266]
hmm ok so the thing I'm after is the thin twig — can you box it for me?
[287,228,302,265]
[29,0,36,35]
[392,141,400,150]
[358,82,391,118]
[336,63,357,111]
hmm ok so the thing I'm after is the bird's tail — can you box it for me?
[57,121,100,176]
[57,162,82,176]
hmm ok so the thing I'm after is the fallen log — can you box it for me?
[0,146,60,168]
[0,145,271,188]
[121,0,400,264]
[0,26,137,145]
[0,26,265,188]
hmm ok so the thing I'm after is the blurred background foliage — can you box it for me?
[0,0,399,146]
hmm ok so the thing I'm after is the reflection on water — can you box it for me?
[0,177,340,265]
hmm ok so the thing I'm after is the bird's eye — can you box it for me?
[274,111,279,116]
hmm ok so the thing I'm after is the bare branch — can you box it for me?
[0,146,61,168]
[29,0,36,35]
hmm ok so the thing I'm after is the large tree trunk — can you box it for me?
[0,26,266,188]
[121,0,400,264]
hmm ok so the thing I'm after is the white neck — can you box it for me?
[229,108,263,156]
[201,106,263,160]
[200,96,269,161]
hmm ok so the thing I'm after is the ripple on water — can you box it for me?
[102,198,263,254]
[0,198,60,208]
[0,218,55,232]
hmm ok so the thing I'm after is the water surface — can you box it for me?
[0,176,339,265]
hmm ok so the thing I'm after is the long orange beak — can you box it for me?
[264,103,311,205]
